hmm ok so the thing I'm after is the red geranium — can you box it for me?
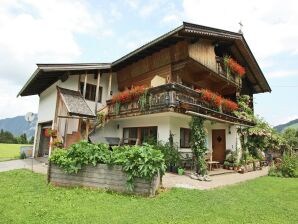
[196,88,239,112]
[222,99,238,112]
[111,85,147,104]
[214,95,223,107]
[224,56,246,77]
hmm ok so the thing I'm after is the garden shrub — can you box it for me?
[49,141,165,190]
[268,154,298,178]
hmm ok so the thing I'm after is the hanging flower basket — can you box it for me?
[44,128,57,138]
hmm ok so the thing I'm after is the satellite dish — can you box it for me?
[25,112,34,122]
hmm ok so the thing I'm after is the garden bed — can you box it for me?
[49,163,160,196]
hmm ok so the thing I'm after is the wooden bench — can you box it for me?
[207,161,220,171]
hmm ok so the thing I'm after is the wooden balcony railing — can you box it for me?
[215,56,242,88]
[106,83,253,126]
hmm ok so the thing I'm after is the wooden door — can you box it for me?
[212,129,226,163]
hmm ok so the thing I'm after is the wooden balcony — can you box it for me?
[215,56,242,88]
[106,83,253,126]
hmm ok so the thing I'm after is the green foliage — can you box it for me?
[153,132,180,168]
[234,95,254,121]
[50,141,165,191]
[269,154,298,178]
[114,102,121,115]
[0,129,29,144]
[112,144,166,191]
[19,151,26,159]
[138,90,148,111]
[189,116,208,175]
[282,128,298,149]
[49,141,111,174]
[239,116,288,158]
[281,154,298,177]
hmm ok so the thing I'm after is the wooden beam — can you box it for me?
[94,70,101,113]
[83,72,87,99]
[86,119,89,139]
[64,118,68,147]
[108,72,112,100]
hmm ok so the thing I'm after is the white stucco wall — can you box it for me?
[37,73,118,124]
[79,72,118,112]
[97,113,171,142]
[96,112,241,155]
[37,84,57,123]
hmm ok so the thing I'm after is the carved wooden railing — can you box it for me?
[106,83,253,126]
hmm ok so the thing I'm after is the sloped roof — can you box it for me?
[18,63,111,96]
[18,22,271,96]
[58,87,95,118]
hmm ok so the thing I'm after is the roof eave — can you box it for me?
[17,68,40,97]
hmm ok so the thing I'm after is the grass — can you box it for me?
[0,170,297,224]
[0,143,26,161]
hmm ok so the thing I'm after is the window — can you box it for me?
[180,128,191,148]
[80,82,102,102]
[141,127,157,144]
[123,128,138,145]
[123,127,157,145]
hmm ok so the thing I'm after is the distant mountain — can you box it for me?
[0,114,37,138]
[274,119,298,132]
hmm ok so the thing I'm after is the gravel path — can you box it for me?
[162,167,269,190]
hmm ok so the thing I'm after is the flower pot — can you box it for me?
[178,168,184,176]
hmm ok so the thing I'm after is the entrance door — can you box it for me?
[212,129,226,163]
[37,122,52,157]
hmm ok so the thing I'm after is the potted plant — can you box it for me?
[223,161,230,169]
[229,163,234,170]
[178,167,184,175]
[233,162,240,171]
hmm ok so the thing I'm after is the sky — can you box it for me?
[0,0,297,126]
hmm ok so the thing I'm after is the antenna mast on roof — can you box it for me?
[238,21,243,34]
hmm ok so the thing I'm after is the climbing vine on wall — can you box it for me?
[189,116,208,175]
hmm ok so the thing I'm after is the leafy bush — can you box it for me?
[154,141,180,168]
[268,154,298,178]
[112,144,166,190]
[19,151,26,159]
[49,141,111,173]
[49,141,165,190]
[281,154,298,177]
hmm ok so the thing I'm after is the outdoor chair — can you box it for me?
[205,151,220,171]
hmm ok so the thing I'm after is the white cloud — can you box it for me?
[182,0,298,61]
[268,69,298,78]
[0,0,110,118]
[0,0,109,84]
[273,115,298,126]
[125,0,139,9]
[0,79,38,119]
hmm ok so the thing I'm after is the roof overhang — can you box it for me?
[18,22,271,97]
[112,22,271,94]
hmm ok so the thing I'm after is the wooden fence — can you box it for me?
[49,163,160,196]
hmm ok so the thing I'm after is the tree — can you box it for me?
[29,136,34,144]
[190,116,208,175]
[282,128,298,150]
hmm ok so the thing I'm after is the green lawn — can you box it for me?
[0,143,27,161]
[0,170,297,224]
